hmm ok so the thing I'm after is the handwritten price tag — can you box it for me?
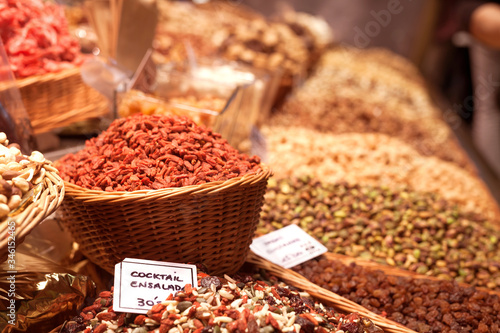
[114,258,197,314]
[250,224,327,268]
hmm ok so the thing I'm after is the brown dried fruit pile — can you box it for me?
[57,114,261,191]
[293,257,500,332]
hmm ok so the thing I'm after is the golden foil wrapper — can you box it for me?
[0,249,95,333]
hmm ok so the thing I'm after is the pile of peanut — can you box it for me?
[0,132,47,219]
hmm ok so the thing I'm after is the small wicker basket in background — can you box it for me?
[0,164,65,261]
[58,166,272,275]
[13,67,109,134]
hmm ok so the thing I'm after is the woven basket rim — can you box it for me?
[63,164,273,202]
[0,67,82,91]
[0,164,65,252]
[13,67,81,88]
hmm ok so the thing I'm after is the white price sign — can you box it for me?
[250,224,327,268]
[114,258,197,314]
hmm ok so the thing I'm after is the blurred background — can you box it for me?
[3,3,500,331]
[240,0,500,200]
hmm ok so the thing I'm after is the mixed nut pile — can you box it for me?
[213,19,310,83]
[153,1,324,86]
[0,132,49,219]
[62,273,383,333]
[275,87,469,172]
[262,127,496,218]
[339,48,425,86]
[259,176,500,291]
[276,10,333,62]
[269,46,474,172]
[293,258,500,332]
[153,30,216,65]
[57,114,261,191]
[310,47,435,118]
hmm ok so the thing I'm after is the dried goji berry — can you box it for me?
[96,312,117,321]
[134,314,147,325]
[93,323,108,333]
[57,114,261,191]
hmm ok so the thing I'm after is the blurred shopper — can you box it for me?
[468,2,500,48]
[433,1,500,177]
[466,2,500,177]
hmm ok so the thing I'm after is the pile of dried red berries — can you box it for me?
[57,114,261,191]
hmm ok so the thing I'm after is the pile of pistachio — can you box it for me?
[0,132,47,219]
[259,176,500,291]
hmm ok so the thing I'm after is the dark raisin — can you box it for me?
[266,296,276,305]
[62,321,86,333]
[295,316,315,333]
[340,320,361,333]
[247,318,259,333]
[389,312,404,324]
[276,286,290,297]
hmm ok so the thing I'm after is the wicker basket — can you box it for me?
[13,67,109,134]
[0,164,65,261]
[58,166,272,275]
[246,252,416,333]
